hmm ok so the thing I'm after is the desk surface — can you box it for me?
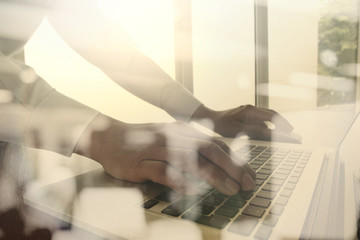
[283,107,355,147]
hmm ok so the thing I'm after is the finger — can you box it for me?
[271,113,294,132]
[242,123,301,144]
[212,138,232,154]
[146,145,254,194]
[195,154,243,195]
[138,159,199,195]
[247,107,276,124]
[212,138,256,179]
[257,107,294,132]
[241,105,293,133]
[165,149,243,195]
[239,123,272,140]
[197,141,255,191]
[164,138,254,187]
[146,135,256,192]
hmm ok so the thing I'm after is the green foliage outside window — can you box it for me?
[318,0,358,106]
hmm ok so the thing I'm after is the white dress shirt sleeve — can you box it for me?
[0,53,99,156]
[46,0,203,122]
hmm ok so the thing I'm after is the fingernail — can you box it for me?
[242,173,255,190]
[225,178,240,195]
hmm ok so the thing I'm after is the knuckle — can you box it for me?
[183,149,197,162]
[178,150,199,172]
[203,142,219,155]
[167,174,183,188]
[155,133,166,144]
[237,122,246,129]
[244,104,253,110]
[151,164,168,182]
[243,113,251,123]
[207,168,225,184]
[213,138,227,149]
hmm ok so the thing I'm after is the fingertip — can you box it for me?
[261,128,272,140]
[245,164,256,179]
[270,131,302,144]
[284,123,294,133]
[225,178,240,195]
[268,113,294,131]
[241,173,256,191]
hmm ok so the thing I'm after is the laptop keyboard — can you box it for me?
[141,145,312,239]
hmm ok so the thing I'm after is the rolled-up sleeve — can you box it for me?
[159,80,202,122]
[0,54,99,156]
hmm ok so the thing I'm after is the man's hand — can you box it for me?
[191,104,297,142]
[74,114,255,196]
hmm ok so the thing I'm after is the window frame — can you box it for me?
[173,0,270,107]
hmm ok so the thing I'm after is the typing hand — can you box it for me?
[75,114,255,195]
[192,104,298,142]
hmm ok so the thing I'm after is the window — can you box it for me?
[191,0,359,112]
[191,0,256,110]
[267,0,359,111]
[317,0,359,107]
[267,0,320,111]
[25,0,359,118]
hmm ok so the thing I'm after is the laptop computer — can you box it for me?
[23,108,360,240]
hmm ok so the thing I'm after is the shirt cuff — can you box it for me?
[25,90,99,157]
[160,84,203,122]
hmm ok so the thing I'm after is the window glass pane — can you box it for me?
[317,0,358,107]
[192,0,255,110]
[268,0,358,112]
